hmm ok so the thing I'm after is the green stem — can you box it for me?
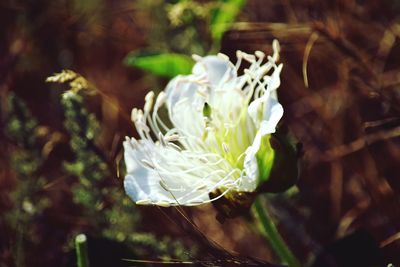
[252,198,301,267]
[75,234,90,267]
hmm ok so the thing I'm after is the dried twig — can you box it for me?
[310,126,400,162]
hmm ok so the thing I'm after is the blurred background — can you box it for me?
[1,0,400,266]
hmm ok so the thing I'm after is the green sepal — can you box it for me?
[257,125,301,193]
[255,134,275,185]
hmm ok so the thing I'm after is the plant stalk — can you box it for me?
[75,234,90,267]
[252,198,300,267]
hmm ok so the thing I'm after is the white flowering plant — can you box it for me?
[123,40,298,210]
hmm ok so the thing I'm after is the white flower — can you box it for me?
[124,40,283,206]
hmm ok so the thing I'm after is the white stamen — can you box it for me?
[244,69,253,78]
[141,159,155,169]
[222,142,230,153]
[155,201,171,207]
[155,91,166,108]
[158,132,166,146]
[164,134,180,142]
[217,53,229,61]
[199,157,208,164]
[192,54,202,61]
[128,137,138,149]
[136,199,151,205]
[242,53,256,63]
[144,91,155,113]
[255,50,265,58]
[131,108,138,122]
[168,142,182,151]
[236,50,243,59]
[272,39,280,61]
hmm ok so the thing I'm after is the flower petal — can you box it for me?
[192,56,236,88]
[124,140,179,205]
[164,76,206,140]
[123,138,233,205]
[243,131,262,191]
[243,97,283,188]
[260,97,283,135]
[165,76,200,110]
[267,64,282,92]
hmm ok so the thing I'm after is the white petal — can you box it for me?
[192,56,236,88]
[248,96,264,125]
[267,64,283,92]
[260,97,283,135]
[165,76,200,110]
[243,131,262,191]
[248,92,283,130]
[123,138,140,174]
[123,139,233,205]
[124,141,181,204]
[169,98,205,142]
[164,76,206,140]
[243,97,283,188]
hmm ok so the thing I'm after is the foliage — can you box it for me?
[128,233,196,261]
[126,0,246,77]
[124,53,194,78]
[210,0,246,43]
[3,94,51,267]
[47,70,197,261]
[1,72,197,266]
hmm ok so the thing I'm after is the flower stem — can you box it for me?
[252,198,301,267]
[75,234,90,267]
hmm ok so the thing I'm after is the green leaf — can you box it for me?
[211,0,246,43]
[124,52,194,78]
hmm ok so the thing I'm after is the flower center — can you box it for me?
[202,100,255,172]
